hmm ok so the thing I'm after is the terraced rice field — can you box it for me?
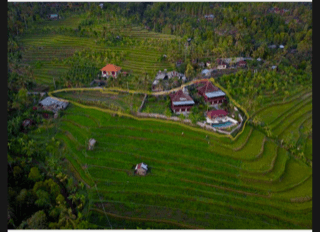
[19,15,177,89]
[30,103,312,229]
[253,88,312,159]
[53,90,145,112]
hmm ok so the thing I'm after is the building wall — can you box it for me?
[202,95,226,105]
[171,104,194,114]
[102,70,120,78]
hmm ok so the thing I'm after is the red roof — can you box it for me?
[170,90,194,102]
[207,110,228,118]
[100,64,122,72]
[238,60,246,65]
[216,59,227,65]
[197,81,219,95]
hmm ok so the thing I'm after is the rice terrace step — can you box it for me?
[8,2,312,230]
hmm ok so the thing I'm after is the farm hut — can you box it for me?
[48,14,59,20]
[169,89,195,114]
[176,60,182,67]
[204,14,214,20]
[88,138,96,150]
[237,60,247,67]
[257,58,262,62]
[198,62,205,68]
[197,81,226,105]
[152,70,185,91]
[39,97,69,113]
[201,69,211,77]
[22,119,33,128]
[99,3,104,9]
[271,65,278,70]
[216,59,227,69]
[100,64,122,79]
[135,162,148,176]
[279,45,285,49]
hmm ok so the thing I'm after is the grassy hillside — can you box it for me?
[29,103,312,229]
[19,13,178,90]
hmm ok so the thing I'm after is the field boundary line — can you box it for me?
[251,90,311,118]
[276,110,312,138]
[270,99,312,130]
[95,180,312,212]
[48,78,249,140]
[91,208,203,229]
[90,199,277,227]
[267,95,312,126]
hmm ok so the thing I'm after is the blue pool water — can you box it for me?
[212,121,233,128]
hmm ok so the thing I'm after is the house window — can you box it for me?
[103,71,106,74]
[112,71,115,75]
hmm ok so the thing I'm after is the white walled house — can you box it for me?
[100,64,122,79]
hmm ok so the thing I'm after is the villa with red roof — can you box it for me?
[169,89,195,114]
[197,81,226,105]
[100,64,122,79]
[206,109,234,125]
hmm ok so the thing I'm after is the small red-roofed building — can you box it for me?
[237,60,247,67]
[206,109,230,125]
[169,89,195,114]
[100,64,122,79]
[207,110,228,119]
[216,59,227,69]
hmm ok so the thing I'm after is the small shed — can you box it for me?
[39,97,69,113]
[271,65,278,70]
[22,119,33,128]
[176,60,182,67]
[135,162,148,176]
[257,58,262,62]
[237,60,247,67]
[201,69,211,76]
[279,45,285,49]
[268,45,277,49]
[88,138,96,150]
[48,14,58,20]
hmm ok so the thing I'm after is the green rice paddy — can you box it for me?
[29,102,311,229]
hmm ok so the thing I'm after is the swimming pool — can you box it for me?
[212,121,234,128]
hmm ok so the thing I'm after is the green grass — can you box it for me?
[256,93,312,126]
[54,90,145,112]
[240,140,278,173]
[279,112,312,142]
[272,103,312,137]
[141,95,169,114]
[34,103,312,229]
[22,13,312,229]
